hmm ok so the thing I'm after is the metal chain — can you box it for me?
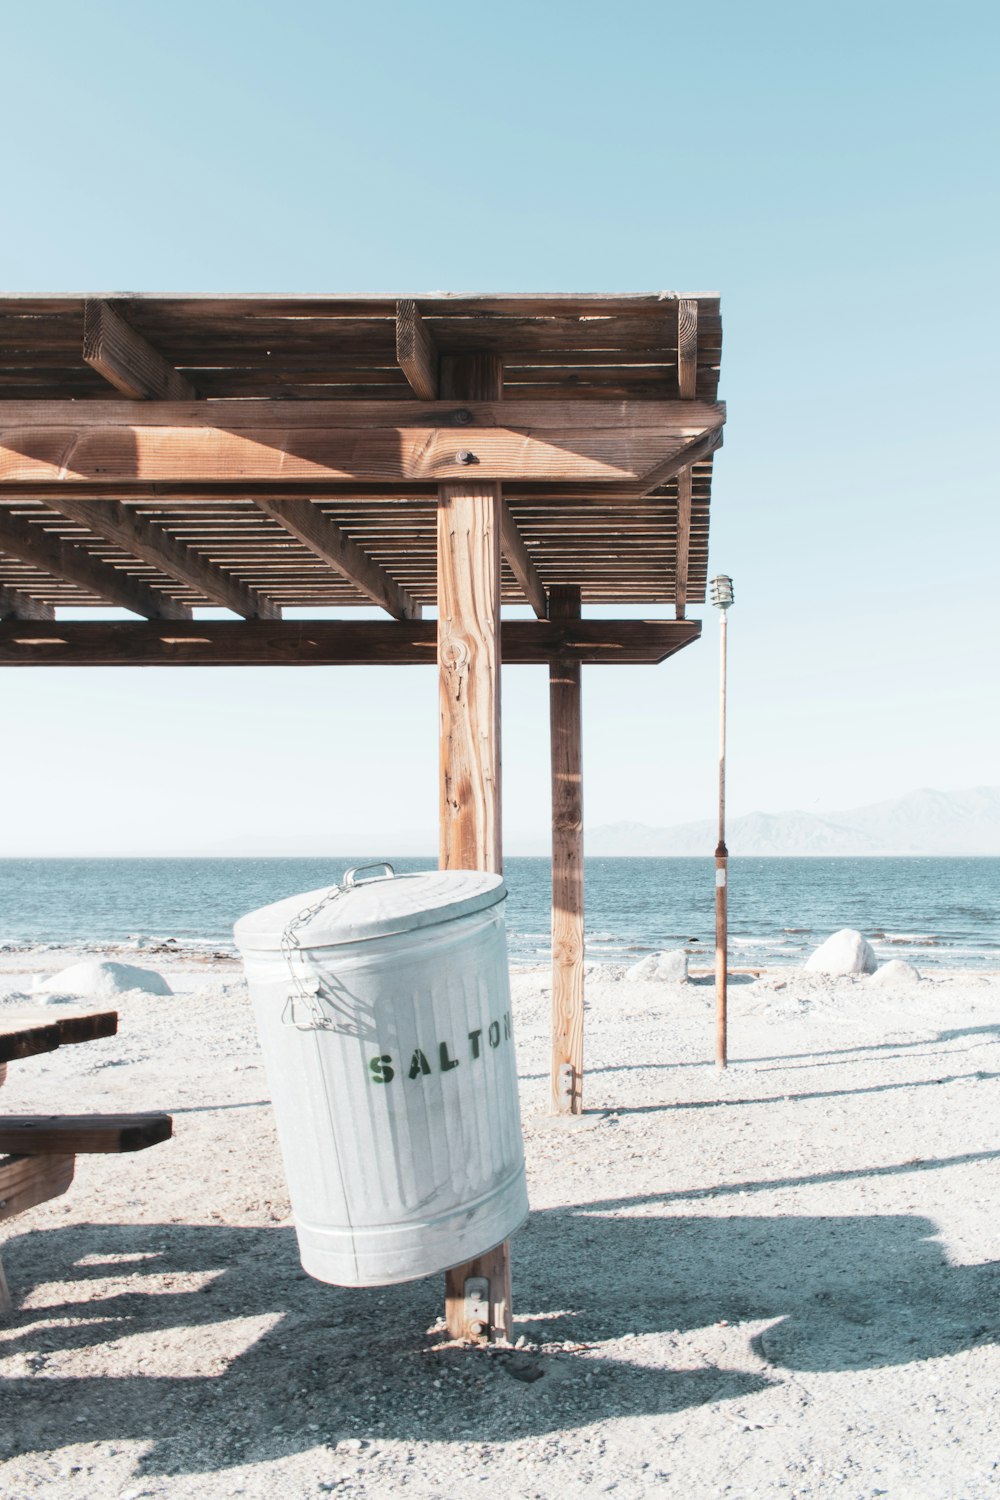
[279,863,395,1029]
[280,883,347,1029]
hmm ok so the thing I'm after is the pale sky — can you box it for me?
[1,0,996,855]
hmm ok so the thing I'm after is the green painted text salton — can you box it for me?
[369,1011,512,1084]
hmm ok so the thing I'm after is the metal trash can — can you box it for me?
[234,863,528,1287]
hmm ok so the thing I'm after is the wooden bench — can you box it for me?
[0,1009,173,1312]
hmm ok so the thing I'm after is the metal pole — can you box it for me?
[715,606,728,1068]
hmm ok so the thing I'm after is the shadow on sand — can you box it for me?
[2,1189,999,1475]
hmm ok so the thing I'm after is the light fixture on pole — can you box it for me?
[709,574,734,1069]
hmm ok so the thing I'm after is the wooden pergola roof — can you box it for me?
[0,293,723,662]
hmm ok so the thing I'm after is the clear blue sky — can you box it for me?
[2,0,996,854]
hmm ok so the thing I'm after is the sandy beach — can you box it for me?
[1,946,999,1499]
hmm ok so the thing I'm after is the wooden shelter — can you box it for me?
[0,291,725,1338]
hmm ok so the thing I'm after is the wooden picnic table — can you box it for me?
[0,1007,172,1312]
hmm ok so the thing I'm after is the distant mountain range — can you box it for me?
[586,787,1000,857]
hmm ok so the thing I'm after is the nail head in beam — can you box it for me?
[677,298,698,399]
[396,300,439,399]
[83,300,198,402]
[674,466,692,620]
[0,584,53,621]
[254,499,420,620]
[0,510,190,620]
[500,499,547,619]
[41,497,279,619]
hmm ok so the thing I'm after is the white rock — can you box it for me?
[34,960,172,1001]
[804,929,878,976]
[624,949,689,984]
[866,958,921,987]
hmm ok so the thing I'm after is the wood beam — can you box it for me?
[674,466,692,620]
[395,300,439,399]
[0,510,190,619]
[438,350,511,1344]
[635,425,723,498]
[83,300,197,401]
[549,586,584,1116]
[41,497,279,619]
[677,298,698,399]
[0,1113,172,1155]
[500,500,547,618]
[0,619,702,667]
[254,499,420,619]
[0,584,52,620]
[0,1153,75,1222]
[0,399,726,491]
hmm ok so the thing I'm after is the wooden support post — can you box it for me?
[438,350,513,1342]
[549,586,585,1115]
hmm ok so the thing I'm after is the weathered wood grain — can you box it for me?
[0,1010,118,1046]
[40,496,279,618]
[674,466,692,618]
[0,618,701,666]
[0,509,190,619]
[83,300,197,401]
[395,300,439,399]
[549,586,585,1116]
[499,499,546,618]
[0,584,53,620]
[677,299,698,400]
[254,499,419,619]
[0,1153,74,1221]
[0,1113,172,1155]
[438,350,511,1342]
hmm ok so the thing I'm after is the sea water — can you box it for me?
[0,856,996,970]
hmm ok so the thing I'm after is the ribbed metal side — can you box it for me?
[240,907,528,1286]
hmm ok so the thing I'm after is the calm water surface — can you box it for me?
[0,856,996,969]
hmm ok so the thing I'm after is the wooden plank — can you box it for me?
[254,499,420,619]
[0,618,701,666]
[0,1010,118,1046]
[439,350,511,1343]
[499,499,547,619]
[636,426,724,497]
[0,1153,75,1221]
[549,586,585,1117]
[0,1017,62,1065]
[0,509,190,619]
[0,583,53,620]
[0,397,724,430]
[83,300,197,401]
[40,497,280,618]
[675,466,692,619]
[0,399,725,491]
[0,1112,172,1155]
[396,300,439,399]
[677,299,698,399]
[444,1239,512,1343]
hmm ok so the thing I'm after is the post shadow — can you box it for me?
[1,1193,998,1477]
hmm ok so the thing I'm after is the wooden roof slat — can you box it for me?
[0,508,189,619]
[39,497,280,619]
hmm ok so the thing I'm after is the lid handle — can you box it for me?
[342,862,396,888]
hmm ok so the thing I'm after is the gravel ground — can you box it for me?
[1,948,999,1499]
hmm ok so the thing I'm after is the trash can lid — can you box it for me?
[234,865,507,951]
